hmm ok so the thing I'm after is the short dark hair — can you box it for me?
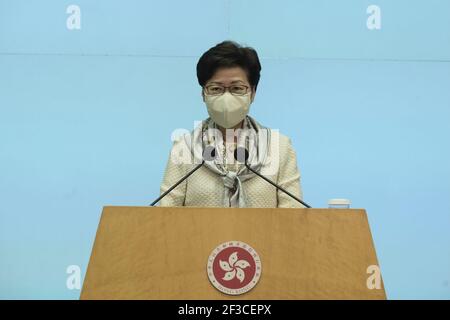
[196,40,262,91]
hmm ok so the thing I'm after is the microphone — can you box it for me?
[150,145,217,206]
[234,147,312,208]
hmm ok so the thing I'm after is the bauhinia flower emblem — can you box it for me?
[219,251,251,283]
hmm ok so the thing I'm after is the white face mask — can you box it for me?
[204,92,251,128]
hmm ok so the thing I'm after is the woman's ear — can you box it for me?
[201,90,205,102]
[251,86,256,103]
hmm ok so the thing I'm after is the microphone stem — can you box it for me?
[150,160,205,206]
[245,163,312,208]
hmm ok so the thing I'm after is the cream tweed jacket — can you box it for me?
[159,131,304,208]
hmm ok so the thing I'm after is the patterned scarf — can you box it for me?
[185,115,271,207]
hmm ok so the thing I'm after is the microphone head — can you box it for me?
[234,147,249,164]
[202,145,217,162]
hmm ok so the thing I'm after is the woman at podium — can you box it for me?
[159,41,305,208]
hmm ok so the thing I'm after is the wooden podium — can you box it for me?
[80,206,386,299]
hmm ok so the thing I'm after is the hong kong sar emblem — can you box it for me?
[207,241,262,295]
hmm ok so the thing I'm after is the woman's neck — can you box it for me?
[218,120,244,143]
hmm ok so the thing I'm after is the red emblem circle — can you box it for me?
[207,241,262,295]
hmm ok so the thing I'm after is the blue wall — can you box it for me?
[0,0,449,299]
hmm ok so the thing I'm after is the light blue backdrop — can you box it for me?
[1,0,449,299]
